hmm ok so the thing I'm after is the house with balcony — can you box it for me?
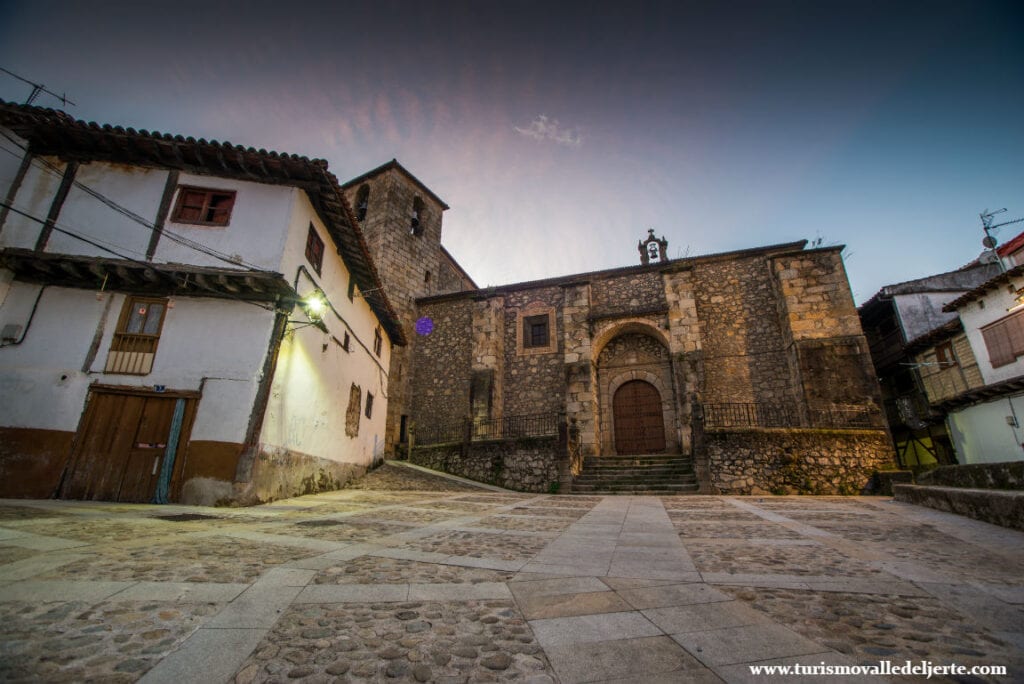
[0,101,404,505]
[858,262,999,467]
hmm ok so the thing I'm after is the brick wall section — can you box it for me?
[705,428,893,494]
[410,299,473,430]
[409,437,561,492]
[503,287,565,416]
[692,255,794,405]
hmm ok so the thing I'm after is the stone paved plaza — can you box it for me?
[0,463,1022,683]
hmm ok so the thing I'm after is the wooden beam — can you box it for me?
[216,274,241,293]
[34,161,78,251]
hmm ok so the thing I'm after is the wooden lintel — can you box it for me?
[216,274,241,293]
[58,260,84,279]
[244,275,266,292]
[114,265,138,284]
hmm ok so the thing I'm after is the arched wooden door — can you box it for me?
[613,380,666,454]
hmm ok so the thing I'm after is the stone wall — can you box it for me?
[410,299,474,429]
[409,437,561,492]
[917,461,1024,490]
[702,427,894,495]
[503,287,565,416]
[591,271,666,318]
[692,254,796,405]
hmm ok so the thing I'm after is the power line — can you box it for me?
[0,201,279,314]
[0,67,76,107]
[0,129,276,274]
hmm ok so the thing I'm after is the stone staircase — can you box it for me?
[570,454,700,495]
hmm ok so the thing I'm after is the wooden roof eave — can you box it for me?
[0,248,292,303]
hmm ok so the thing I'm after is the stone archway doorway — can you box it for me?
[613,380,666,454]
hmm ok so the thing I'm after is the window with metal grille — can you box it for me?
[982,309,1024,368]
[105,297,167,375]
[523,314,549,348]
[305,223,324,275]
[171,187,235,226]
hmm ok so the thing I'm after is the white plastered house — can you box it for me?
[0,101,405,505]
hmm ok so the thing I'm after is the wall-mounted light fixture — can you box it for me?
[304,290,327,322]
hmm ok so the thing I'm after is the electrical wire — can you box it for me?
[0,129,276,274]
[0,201,279,314]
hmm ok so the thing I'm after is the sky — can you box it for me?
[1,0,1022,304]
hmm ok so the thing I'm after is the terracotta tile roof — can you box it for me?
[902,318,963,357]
[0,100,405,345]
[942,263,1024,313]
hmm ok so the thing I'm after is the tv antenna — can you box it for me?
[0,67,76,107]
[979,208,1024,273]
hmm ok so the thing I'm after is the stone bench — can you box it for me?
[893,484,1024,531]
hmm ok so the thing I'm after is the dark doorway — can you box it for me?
[613,380,666,454]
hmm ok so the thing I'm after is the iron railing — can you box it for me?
[413,412,561,445]
[701,402,880,430]
[702,402,797,428]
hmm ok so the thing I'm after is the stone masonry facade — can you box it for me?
[338,160,892,494]
[408,240,894,493]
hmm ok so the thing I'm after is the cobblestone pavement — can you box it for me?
[0,463,1022,683]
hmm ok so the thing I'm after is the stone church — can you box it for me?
[342,161,893,495]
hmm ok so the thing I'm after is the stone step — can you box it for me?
[571,483,701,494]
[584,455,691,467]
[576,467,694,476]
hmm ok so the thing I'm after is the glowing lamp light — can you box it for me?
[304,292,327,320]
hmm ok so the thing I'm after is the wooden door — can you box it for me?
[62,391,187,502]
[613,380,666,454]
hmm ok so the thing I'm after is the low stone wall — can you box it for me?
[702,427,894,495]
[180,447,367,506]
[410,436,561,492]
[916,461,1024,491]
[894,484,1024,531]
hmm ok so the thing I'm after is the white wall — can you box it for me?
[0,156,66,250]
[153,172,292,271]
[0,130,28,204]
[259,190,391,467]
[957,273,1024,384]
[45,163,168,258]
[0,282,275,444]
[0,155,295,273]
[893,292,960,342]
[947,395,1024,464]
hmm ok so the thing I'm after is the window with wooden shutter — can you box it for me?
[305,223,324,275]
[105,297,168,375]
[982,309,1024,368]
[171,187,236,226]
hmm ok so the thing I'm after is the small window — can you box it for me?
[424,270,431,285]
[373,327,383,357]
[305,223,324,275]
[355,184,370,222]
[523,314,549,349]
[399,415,409,444]
[172,187,235,226]
[410,197,424,236]
[935,342,957,369]
[345,383,361,437]
[365,392,374,419]
[105,297,168,375]
[342,331,350,352]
